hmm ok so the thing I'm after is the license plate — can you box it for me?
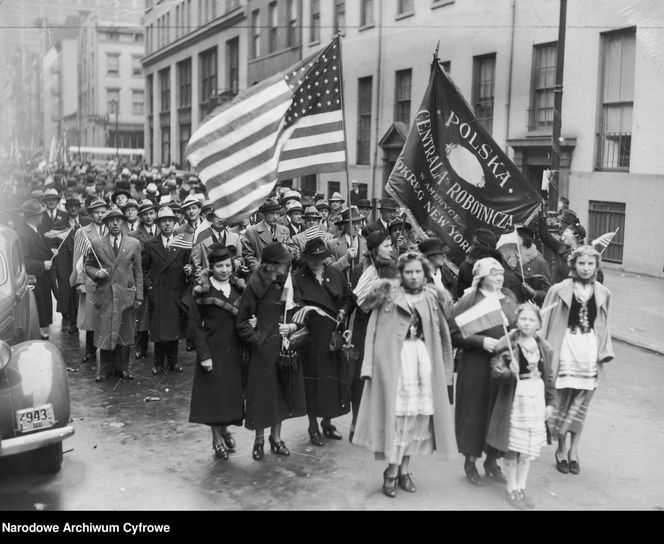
[16,404,55,433]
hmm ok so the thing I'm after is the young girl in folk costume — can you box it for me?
[486,303,555,509]
[540,246,614,476]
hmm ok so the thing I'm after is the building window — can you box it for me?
[310,0,320,43]
[106,53,119,76]
[529,42,556,130]
[397,0,414,16]
[132,55,142,77]
[472,53,496,134]
[588,201,625,263]
[161,127,171,165]
[360,0,374,27]
[107,88,120,114]
[179,124,191,168]
[328,181,341,199]
[394,69,412,126]
[286,0,297,48]
[199,47,217,110]
[596,27,635,170]
[178,58,192,108]
[251,9,260,59]
[132,90,144,115]
[357,76,373,165]
[227,37,239,96]
[334,1,346,35]
[268,2,278,53]
[147,74,154,115]
[159,68,170,113]
[300,174,317,196]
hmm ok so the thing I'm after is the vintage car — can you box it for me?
[0,224,74,472]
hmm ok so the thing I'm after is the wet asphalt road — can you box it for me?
[0,318,663,511]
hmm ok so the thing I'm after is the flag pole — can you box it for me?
[500,311,516,369]
[599,226,619,256]
[336,32,356,276]
[514,224,526,281]
[49,227,74,262]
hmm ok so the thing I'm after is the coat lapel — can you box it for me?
[99,234,116,266]
[257,223,273,246]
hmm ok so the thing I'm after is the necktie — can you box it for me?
[271,227,277,241]
[149,228,154,237]
[166,237,171,249]
[113,237,119,256]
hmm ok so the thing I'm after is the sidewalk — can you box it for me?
[602,266,664,355]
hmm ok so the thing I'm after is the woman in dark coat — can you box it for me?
[236,242,306,461]
[189,247,246,460]
[292,237,354,446]
[450,257,518,487]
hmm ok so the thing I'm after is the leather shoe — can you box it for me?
[321,423,342,440]
[308,429,324,446]
[382,468,397,498]
[252,439,264,461]
[464,462,484,486]
[213,443,229,460]
[568,456,580,475]
[221,432,236,451]
[268,435,290,456]
[505,489,526,510]
[555,451,569,474]
[397,473,416,493]
[484,463,507,484]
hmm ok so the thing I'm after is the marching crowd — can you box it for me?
[1,163,614,509]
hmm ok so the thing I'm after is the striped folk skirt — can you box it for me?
[548,388,595,437]
[508,377,547,458]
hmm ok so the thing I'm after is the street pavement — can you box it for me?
[0,317,662,511]
[602,265,664,355]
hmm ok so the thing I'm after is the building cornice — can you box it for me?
[142,8,246,68]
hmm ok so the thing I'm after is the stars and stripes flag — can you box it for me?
[69,229,93,287]
[185,36,346,225]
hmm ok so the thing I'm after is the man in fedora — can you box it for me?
[356,198,372,227]
[291,206,333,266]
[38,187,67,236]
[242,198,291,272]
[316,199,332,234]
[142,206,193,375]
[122,198,141,234]
[326,206,367,284]
[129,199,160,359]
[175,194,203,241]
[363,197,398,238]
[191,208,243,282]
[112,180,132,209]
[283,200,304,237]
[16,200,54,339]
[52,195,91,334]
[328,192,345,227]
[72,197,109,363]
[85,207,143,380]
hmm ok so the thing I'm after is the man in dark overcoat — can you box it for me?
[86,208,143,380]
[242,198,291,272]
[362,197,398,238]
[16,200,54,339]
[142,206,192,374]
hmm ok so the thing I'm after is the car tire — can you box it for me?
[35,442,63,474]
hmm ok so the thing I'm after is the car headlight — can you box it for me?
[0,340,12,371]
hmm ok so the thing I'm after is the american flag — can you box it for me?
[69,229,93,287]
[168,233,194,250]
[185,37,346,224]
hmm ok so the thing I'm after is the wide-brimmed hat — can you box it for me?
[315,199,330,211]
[168,201,182,213]
[138,199,157,214]
[208,246,233,265]
[146,183,159,196]
[102,208,127,224]
[258,198,281,214]
[418,237,446,257]
[285,201,304,214]
[338,207,363,224]
[380,198,398,210]
[357,198,372,209]
[303,206,321,219]
[21,200,44,217]
[155,206,177,222]
[261,242,292,264]
[122,198,139,211]
[388,216,411,231]
[30,189,44,200]
[113,180,131,201]
[329,192,345,203]
[367,230,389,251]
[87,197,109,212]
[281,189,302,203]
[64,195,82,208]
[302,237,331,259]
[180,195,201,210]
[42,188,60,201]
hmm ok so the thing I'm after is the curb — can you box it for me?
[612,333,664,356]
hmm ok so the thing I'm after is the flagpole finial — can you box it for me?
[433,41,440,61]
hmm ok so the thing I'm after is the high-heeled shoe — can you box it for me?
[464,460,484,486]
[308,428,324,446]
[321,422,342,440]
[382,468,397,498]
[555,451,569,474]
[221,432,236,451]
[252,438,264,461]
[397,473,416,493]
[268,435,290,456]
[213,443,229,460]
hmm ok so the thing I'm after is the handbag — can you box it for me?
[276,340,302,413]
[328,327,344,352]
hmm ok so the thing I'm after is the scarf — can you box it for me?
[572,280,594,303]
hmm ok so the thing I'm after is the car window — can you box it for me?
[0,252,8,288]
[11,239,24,279]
